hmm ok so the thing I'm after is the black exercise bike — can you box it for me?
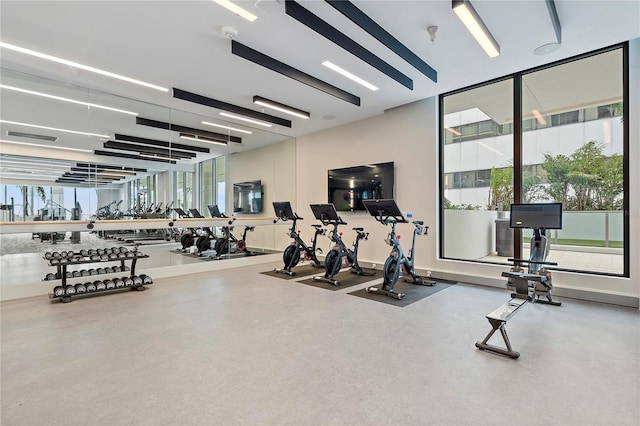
[310,203,374,286]
[363,199,434,299]
[272,202,325,276]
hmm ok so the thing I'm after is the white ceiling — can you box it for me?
[1,0,639,176]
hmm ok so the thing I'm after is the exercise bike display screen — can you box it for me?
[510,203,563,229]
[273,202,295,220]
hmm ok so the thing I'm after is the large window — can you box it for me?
[198,156,226,216]
[440,44,628,277]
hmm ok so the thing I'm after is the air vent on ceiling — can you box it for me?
[7,131,58,142]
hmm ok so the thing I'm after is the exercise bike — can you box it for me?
[476,202,563,359]
[363,199,434,300]
[310,203,374,286]
[203,205,255,259]
[272,201,325,276]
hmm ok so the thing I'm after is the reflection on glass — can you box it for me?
[442,79,515,262]
[521,47,624,275]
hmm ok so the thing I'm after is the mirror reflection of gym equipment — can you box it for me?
[476,203,563,359]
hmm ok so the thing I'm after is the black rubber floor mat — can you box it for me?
[296,268,378,291]
[260,263,326,280]
[348,280,454,307]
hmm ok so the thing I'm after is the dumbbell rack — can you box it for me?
[45,248,152,303]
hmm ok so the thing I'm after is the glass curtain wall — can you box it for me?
[440,44,628,276]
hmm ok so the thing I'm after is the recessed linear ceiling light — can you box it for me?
[0,139,92,153]
[0,85,139,116]
[0,42,169,92]
[0,173,57,181]
[0,159,71,169]
[321,61,379,91]
[0,120,109,138]
[140,153,176,162]
[477,141,503,156]
[531,109,547,125]
[212,0,257,22]
[252,96,310,119]
[201,121,253,134]
[179,134,228,146]
[452,0,500,58]
[219,112,272,127]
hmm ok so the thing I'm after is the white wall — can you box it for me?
[294,39,640,308]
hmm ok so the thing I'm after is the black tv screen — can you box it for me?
[233,180,263,214]
[328,162,394,212]
[510,203,563,229]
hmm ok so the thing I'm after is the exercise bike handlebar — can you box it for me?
[508,258,558,267]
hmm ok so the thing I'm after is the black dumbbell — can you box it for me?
[60,251,68,258]
[90,255,100,261]
[95,280,106,291]
[113,278,125,288]
[75,283,87,293]
[132,275,143,286]
[80,269,89,277]
[97,249,104,256]
[53,286,65,297]
[59,258,68,264]
[123,277,134,287]
[100,254,109,261]
[97,268,106,275]
[105,279,116,290]
[108,253,117,260]
[45,272,57,280]
[89,269,98,276]
[73,270,82,278]
[119,247,128,253]
[140,274,153,285]
[52,252,61,259]
[85,282,97,292]
[88,249,96,256]
[104,266,114,274]
[80,249,89,257]
[112,265,121,273]
[50,258,60,265]
[64,285,76,296]
[66,271,73,279]
[44,251,53,260]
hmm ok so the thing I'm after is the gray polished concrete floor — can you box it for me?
[1,261,639,426]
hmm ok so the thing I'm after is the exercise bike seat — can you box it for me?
[413,220,424,225]
[311,224,323,228]
[352,227,363,231]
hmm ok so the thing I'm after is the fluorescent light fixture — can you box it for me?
[477,141,503,156]
[0,120,109,138]
[0,85,138,115]
[322,61,379,91]
[201,121,253,134]
[0,42,169,92]
[452,0,500,58]
[0,173,57,180]
[252,96,310,119]
[219,112,272,127]
[602,121,611,144]
[179,134,227,146]
[531,109,547,125]
[446,127,462,136]
[0,139,92,153]
[0,158,72,168]
[140,153,175,161]
[212,0,257,22]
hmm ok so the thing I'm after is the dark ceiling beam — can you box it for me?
[285,0,413,90]
[114,134,210,153]
[325,0,437,83]
[94,149,177,164]
[75,163,147,172]
[103,140,196,159]
[232,40,361,106]
[173,88,292,128]
[135,117,241,144]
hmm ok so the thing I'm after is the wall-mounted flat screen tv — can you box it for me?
[233,180,263,214]
[328,162,394,212]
